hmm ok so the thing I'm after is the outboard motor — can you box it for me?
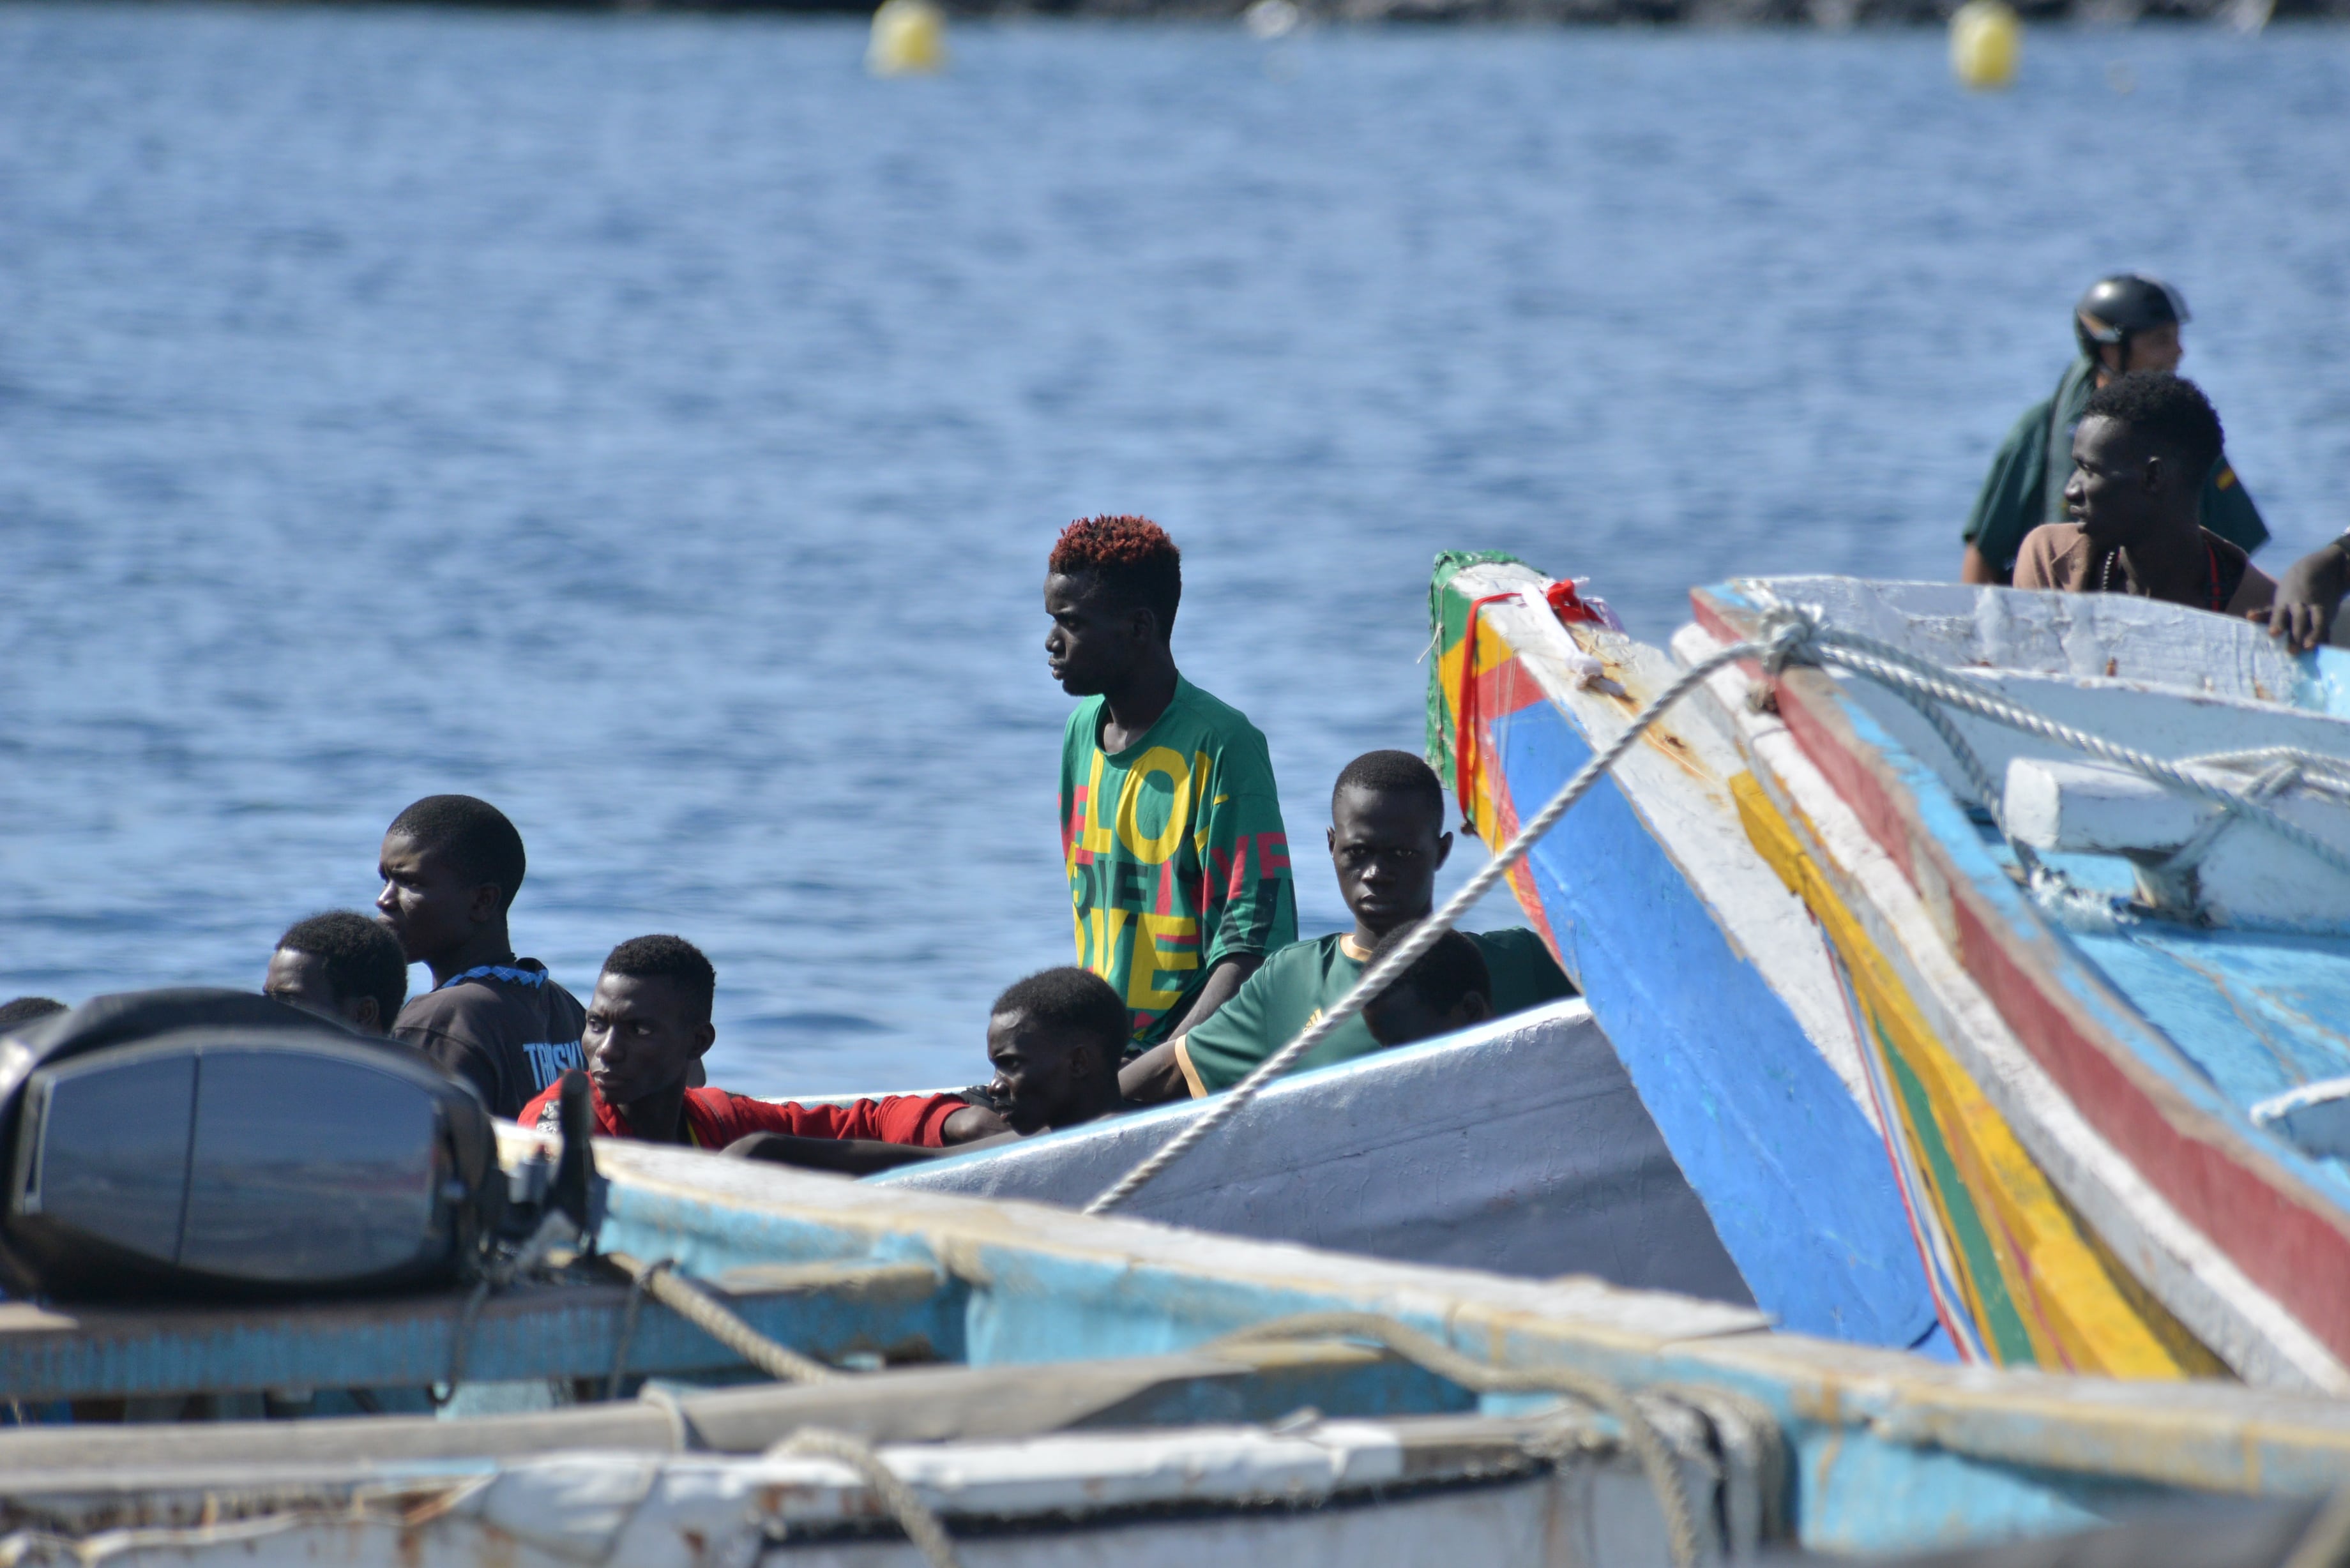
[0,989,515,1302]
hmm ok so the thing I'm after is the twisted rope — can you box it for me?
[428,1278,497,1406]
[605,1256,673,1400]
[1084,635,1770,1216]
[1204,1311,1706,1568]
[607,1252,843,1385]
[771,1427,961,1568]
[1773,613,2350,887]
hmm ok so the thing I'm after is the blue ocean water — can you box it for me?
[0,7,2344,1093]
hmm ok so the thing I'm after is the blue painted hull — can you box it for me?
[1479,664,1943,1353]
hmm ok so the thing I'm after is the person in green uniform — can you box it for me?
[1121,749,1573,1103]
[1962,275,2266,585]
[1049,515,1296,1057]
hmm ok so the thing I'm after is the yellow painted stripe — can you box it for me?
[1729,773,2224,1380]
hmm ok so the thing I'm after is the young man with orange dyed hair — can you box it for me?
[1042,516,1296,1071]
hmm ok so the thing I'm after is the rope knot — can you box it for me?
[1757,607,1822,675]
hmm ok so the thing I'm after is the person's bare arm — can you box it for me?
[2262,537,2350,654]
[1172,953,1258,1036]
[941,1104,1010,1144]
[1960,545,2008,586]
[1119,1039,1186,1104]
[1118,953,1262,1104]
[723,1133,944,1175]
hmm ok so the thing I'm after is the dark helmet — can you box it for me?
[2074,273,2190,360]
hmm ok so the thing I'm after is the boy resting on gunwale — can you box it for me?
[519,935,1006,1150]
[727,967,1133,1175]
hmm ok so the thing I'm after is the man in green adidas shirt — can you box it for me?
[1048,515,1297,1057]
[1121,749,1575,1103]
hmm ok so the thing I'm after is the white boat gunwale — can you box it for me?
[1688,577,2350,1385]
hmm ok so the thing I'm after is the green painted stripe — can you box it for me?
[1876,1013,2040,1366]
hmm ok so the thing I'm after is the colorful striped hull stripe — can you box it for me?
[1731,772,2224,1379]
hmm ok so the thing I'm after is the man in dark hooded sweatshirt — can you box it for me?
[377,794,586,1118]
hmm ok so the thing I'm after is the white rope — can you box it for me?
[1088,597,2350,1221]
[1204,1311,1708,1568]
[1084,635,1771,1217]
[771,1427,962,1568]
[607,1252,843,1385]
[2153,760,2301,879]
[1775,613,2350,887]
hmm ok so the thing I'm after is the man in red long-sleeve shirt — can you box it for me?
[729,967,1133,1175]
[518,935,1006,1150]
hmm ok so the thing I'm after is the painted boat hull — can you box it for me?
[10,1133,2350,1560]
[1685,577,2350,1389]
[1431,562,1941,1353]
[877,999,1752,1305]
[0,1415,1715,1568]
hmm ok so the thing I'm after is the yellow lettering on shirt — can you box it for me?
[1115,746,1194,866]
[1088,907,1130,984]
[1188,750,1217,856]
[1078,750,1117,860]
[1126,913,1199,1011]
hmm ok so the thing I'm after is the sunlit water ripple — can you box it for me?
[1,6,2344,1092]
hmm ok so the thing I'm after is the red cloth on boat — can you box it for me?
[517,1078,965,1150]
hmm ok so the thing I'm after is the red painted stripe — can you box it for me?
[1476,707,1565,962]
[1755,654,2350,1361]
[1472,651,1547,721]
[1770,678,1917,883]
[1949,891,2350,1357]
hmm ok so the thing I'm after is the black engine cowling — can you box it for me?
[0,990,504,1302]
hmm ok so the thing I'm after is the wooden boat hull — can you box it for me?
[0,1415,1713,1568]
[878,1000,1752,1305]
[1430,561,1941,1353]
[1686,577,2350,1389]
[11,1137,2350,1559]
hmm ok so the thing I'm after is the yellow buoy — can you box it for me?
[1949,0,2020,91]
[868,0,947,77]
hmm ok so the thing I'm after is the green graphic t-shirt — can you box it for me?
[1176,928,1575,1095]
[1061,677,1298,1048]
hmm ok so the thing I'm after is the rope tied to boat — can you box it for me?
[1203,1311,1708,1568]
[1084,633,1771,1217]
[1082,585,2350,1209]
[1756,604,2350,889]
[605,1255,674,1399]
[606,1251,845,1385]
[769,1426,963,1568]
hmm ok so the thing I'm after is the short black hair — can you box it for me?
[0,997,66,1031]
[387,795,528,912]
[603,935,716,1022]
[2082,372,2224,484]
[277,911,408,1025]
[1363,923,1490,1022]
[1048,516,1183,639]
[990,967,1128,1066]
[1333,750,1447,824]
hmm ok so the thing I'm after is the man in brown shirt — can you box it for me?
[2013,372,2274,619]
